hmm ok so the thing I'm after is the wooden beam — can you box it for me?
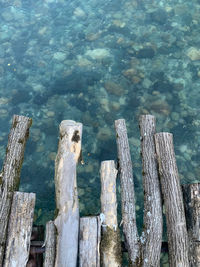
[54,120,82,267]
[154,132,189,266]
[79,216,101,267]
[3,192,35,267]
[43,221,56,267]
[139,115,162,266]
[100,160,122,266]
[0,115,32,265]
[182,183,200,266]
[114,119,139,265]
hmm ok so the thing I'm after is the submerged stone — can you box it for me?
[104,81,125,96]
[135,47,155,59]
[149,9,168,25]
[85,48,111,60]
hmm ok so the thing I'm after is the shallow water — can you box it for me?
[0,1,199,263]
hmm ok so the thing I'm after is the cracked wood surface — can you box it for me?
[54,120,82,267]
[155,132,189,267]
[0,115,32,266]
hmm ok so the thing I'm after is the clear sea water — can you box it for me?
[0,0,200,264]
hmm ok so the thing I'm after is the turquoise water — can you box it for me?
[0,0,199,253]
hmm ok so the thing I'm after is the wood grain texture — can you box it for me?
[0,115,32,265]
[100,160,121,267]
[115,119,139,266]
[3,192,35,267]
[139,115,162,267]
[43,221,56,267]
[79,216,101,267]
[182,183,200,267]
[155,132,189,267]
[54,120,82,267]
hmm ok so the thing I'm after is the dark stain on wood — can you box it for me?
[71,130,80,143]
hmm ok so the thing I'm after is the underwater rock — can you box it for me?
[11,90,31,104]
[85,32,101,41]
[31,128,41,142]
[104,81,125,96]
[73,7,86,18]
[135,47,155,59]
[85,48,111,60]
[186,47,200,61]
[0,109,8,118]
[149,99,170,116]
[122,68,143,84]
[149,9,168,25]
[153,80,174,92]
[53,52,67,61]
[97,127,112,141]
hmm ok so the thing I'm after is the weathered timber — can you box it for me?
[182,183,200,266]
[79,216,101,267]
[139,115,162,266]
[154,132,189,267]
[100,160,122,267]
[3,191,35,267]
[43,221,56,267]
[0,115,32,265]
[115,119,139,265]
[54,120,82,267]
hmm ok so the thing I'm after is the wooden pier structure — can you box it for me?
[0,114,199,266]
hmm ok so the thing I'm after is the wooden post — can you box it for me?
[54,120,82,267]
[139,115,163,266]
[154,132,189,267]
[79,216,101,267]
[0,115,32,265]
[43,221,56,267]
[114,119,139,265]
[182,183,200,266]
[3,192,35,267]
[100,160,122,267]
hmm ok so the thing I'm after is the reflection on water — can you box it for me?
[0,0,199,259]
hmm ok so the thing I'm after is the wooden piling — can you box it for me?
[3,192,35,267]
[100,160,122,267]
[0,115,32,265]
[154,132,189,267]
[54,120,82,267]
[43,221,56,267]
[79,216,101,267]
[139,115,162,266]
[182,183,200,266]
[115,119,139,265]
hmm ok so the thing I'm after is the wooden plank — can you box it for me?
[154,132,189,267]
[43,221,56,267]
[3,191,35,267]
[114,119,139,265]
[139,115,162,266]
[54,120,82,267]
[182,183,200,266]
[79,216,101,267]
[0,115,32,265]
[100,160,122,267]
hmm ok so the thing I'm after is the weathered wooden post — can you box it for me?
[3,192,35,267]
[115,119,140,265]
[139,115,162,266]
[182,183,200,266]
[43,221,56,267]
[154,132,189,267]
[100,160,122,267]
[54,120,82,267]
[0,115,32,265]
[79,216,101,267]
